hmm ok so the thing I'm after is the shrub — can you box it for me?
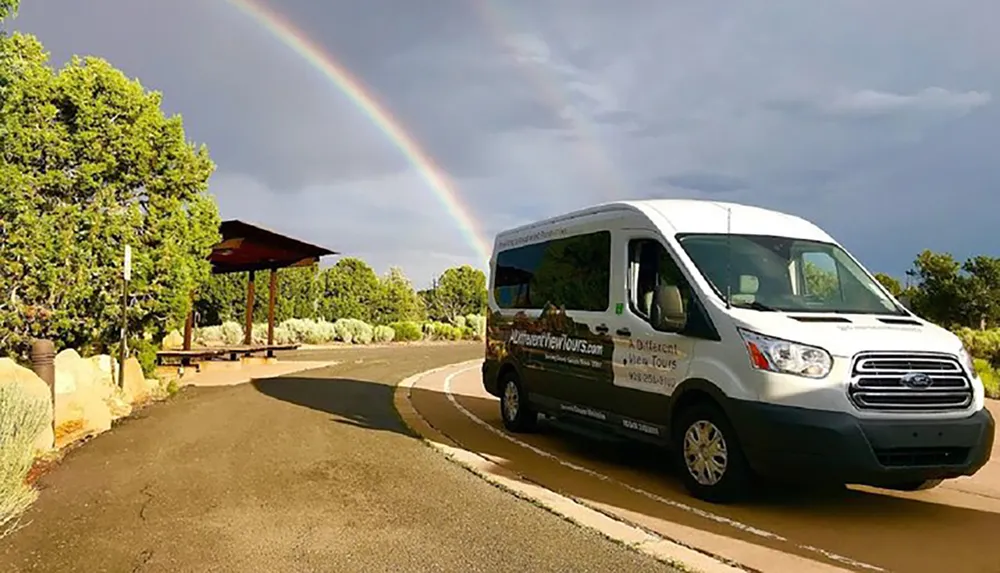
[334,319,373,344]
[453,315,467,329]
[250,323,296,346]
[219,321,244,346]
[465,314,486,340]
[0,382,49,538]
[373,325,395,343]
[194,325,222,347]
[390,321,423,342]
[280,318,324,344]
[974,358,1000,399]
[278,318,338,345]
[314,320,338,344]
[131,339,159,378]
[955,327,1000,365]
[161,330,185,350]
[424,321,461,341]
[421,322,436,338]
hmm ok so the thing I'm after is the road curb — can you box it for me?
[393,361,745,573]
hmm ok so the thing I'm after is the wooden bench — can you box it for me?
[157,344,300,365]
[155,348,228,367]
[218,343,300,360]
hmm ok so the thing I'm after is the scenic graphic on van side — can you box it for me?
[486,305,615,380]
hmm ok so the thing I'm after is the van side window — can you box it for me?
[494,230,611,311]
[628,239,694,333]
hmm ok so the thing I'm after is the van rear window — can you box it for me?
[493,230,610,311]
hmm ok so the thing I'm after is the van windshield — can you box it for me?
[676,233,906,315]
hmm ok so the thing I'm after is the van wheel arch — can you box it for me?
[669,378,755,502]
[497,363,520,390]
[669,379,734,432]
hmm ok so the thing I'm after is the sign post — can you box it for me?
[118,245,131,389]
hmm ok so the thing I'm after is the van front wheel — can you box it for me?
[882,479,943,492]
[499,373,537,433]
[674,402,753,503]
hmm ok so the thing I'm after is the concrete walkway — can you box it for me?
[0,344,678,573]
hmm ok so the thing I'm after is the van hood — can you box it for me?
[729,310,964,357]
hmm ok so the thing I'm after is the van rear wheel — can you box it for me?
[499,373,537,433]
[673,402,753,503]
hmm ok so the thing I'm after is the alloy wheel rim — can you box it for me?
[503,381,519,421]
[683,420,729,486]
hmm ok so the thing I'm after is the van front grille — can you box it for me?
[848,352,973,412]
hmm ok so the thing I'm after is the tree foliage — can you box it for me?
[0,0,17,23]
[320,258,380,323]
[194,260,432,328]
[873,273,903,297]
[878,250,1000,330]
[0,33,219,360]
[423,265,486,322]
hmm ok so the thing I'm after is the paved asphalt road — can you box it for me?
[0,343,680,573]
[411,361,1000,573]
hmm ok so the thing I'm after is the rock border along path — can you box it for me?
[394,360,742,573]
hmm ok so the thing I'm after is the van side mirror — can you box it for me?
[654,285,687,332]
[897,295,913,312]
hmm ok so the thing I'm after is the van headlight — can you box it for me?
[737,328,833,379]
[959,346,977,376]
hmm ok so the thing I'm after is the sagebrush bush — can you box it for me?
[424,321,462,341]
[281,318,324,344]
[194,325,223,347]
[334,318,373,344]
[0,383,49,539]
[373,325,395,343]
[465,314,486,340]
[219,321,244,346]
[250,323,296,346]
[391,321,423,341]
[421,322,436,338]
[314,320,338,344]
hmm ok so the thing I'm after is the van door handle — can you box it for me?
[594,324,609,334]
[616,328,631,337]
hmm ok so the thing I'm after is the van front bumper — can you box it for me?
[730,401,995,487]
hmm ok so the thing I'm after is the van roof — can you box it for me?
[494,198,834,244]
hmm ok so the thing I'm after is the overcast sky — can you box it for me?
[10,0,998,287]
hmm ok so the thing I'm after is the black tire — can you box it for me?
[499,372,537,433]
[673,401,754,503]
[882,479,943,492]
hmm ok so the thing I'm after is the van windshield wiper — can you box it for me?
[729,300,778,312]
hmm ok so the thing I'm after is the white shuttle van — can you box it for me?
[481,199,995,503]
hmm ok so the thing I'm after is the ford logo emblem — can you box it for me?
[901,372,933,389]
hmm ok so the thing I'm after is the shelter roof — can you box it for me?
[209,220,337,274]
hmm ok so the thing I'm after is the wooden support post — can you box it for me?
[183,290,195,351]
[244,270,256,346]
[267,268,278,357]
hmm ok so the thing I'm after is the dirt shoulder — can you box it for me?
[0,343,677,573]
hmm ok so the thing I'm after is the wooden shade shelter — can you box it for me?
[180,220,337,357]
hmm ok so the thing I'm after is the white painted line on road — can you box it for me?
[399,361,742,573]
[441,365,885,573]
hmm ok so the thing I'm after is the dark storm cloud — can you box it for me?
[10,0,1000,284]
